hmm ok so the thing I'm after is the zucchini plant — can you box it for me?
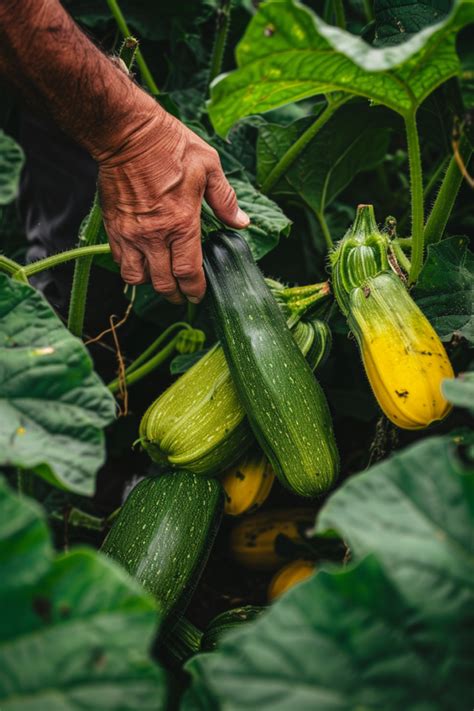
[0,0,472,708]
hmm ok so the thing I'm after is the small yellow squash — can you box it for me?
[222,451,275,516]
[268,559,316,601]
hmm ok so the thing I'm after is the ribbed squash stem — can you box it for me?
[124,322,190,375]
[108,332,180,393]
[106,0,159,95]
[67,195,103,337]
[424,135,472,246]
[209,0,233,86]
[404,110,424,284]
[22,244,111,278]
[260,95,350,195]
[314,210,333,249]
[0,254,22,276]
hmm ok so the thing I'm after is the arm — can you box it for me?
[0,0,249,303]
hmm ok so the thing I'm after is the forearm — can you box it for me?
[0,0,161,159]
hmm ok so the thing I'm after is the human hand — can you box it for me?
[96,103,249,304]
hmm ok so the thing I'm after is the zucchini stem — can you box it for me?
[404,110,424,284]
[125,322,190,375]
[260,95,350,195]
[67,196,104,337]
[0,254,23,276]
[424,136,472,246]
[106,0,160,96]
[209,0,233,86]
[315,210,334,250]
[22,244,111,278]
[108,327,186,393]
[334,0,346,29]
[392,241,411,274]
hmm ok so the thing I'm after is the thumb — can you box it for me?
[205,168,250,228]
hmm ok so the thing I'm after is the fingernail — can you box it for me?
[188,296,201,304]
[236,208,250,226]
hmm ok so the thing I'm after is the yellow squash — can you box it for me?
[268,559,316,601]
[230,508,315,570]
[222,451,275,516]
[331,204,454,429]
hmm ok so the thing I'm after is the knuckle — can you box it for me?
[121,271,145,285]
[172,263,199,280]
[152,280,178,296]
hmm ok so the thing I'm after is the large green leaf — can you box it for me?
[184,549,473,709]
[0,131,24,206]
[316,436,474,614]
[209,0,474,135]
[0,275,116,495]
[257,102,392,211]
[413,235,474,343]
[183,435,474,710]
[0,476,167,710]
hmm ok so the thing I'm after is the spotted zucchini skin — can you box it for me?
[102,472,223,621]
[204,231,339,498]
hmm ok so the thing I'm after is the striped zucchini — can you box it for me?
[102,472,223,624]
[140,298,331,478]
[204,231,339,498]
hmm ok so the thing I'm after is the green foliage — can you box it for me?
[183,436,474,709]
[209,0,474,135]
[374,0,453,46]
[442,370,474,411]
[0,274,116,495]
[413,235,474,342]
[257,102,392,213]
[0,131,24,207]
[0,476,167,709]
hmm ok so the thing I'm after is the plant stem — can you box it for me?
[209,0,233,86]
[424,136,472,246]
[125,322,190,375]
[106,0,160,96]
[67,196,104,337]
[23,244,111,278]
[314,210,334,250]
[0,254,22,276]
[260,96,349,194]
[108,333,180,393]
[424,155,449,201]
[404,110,424,284]
[334,0,346,29]
[362,0,374,21]
[392,241,411,274]
[17,469,34,497]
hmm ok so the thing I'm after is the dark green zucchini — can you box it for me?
[101,472,223,622]
[203,231,339,498]
[201,606,265,651]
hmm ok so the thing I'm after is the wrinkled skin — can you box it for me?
[98,107,250,304]
[0,0,250,304]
